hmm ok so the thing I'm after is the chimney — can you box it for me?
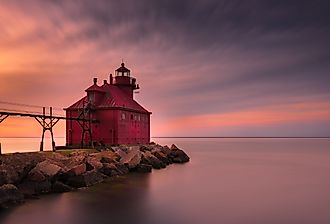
[103,80,108,85]
[93,78,97,85]
[109,74,113,85]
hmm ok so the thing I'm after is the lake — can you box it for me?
[0,137,330,224]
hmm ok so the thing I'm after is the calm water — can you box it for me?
[0,138,330,224]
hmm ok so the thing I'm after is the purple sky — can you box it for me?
[0,0,330,137]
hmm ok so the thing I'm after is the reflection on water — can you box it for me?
[1,138,330,224]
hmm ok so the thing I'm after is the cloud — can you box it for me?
[0,0,329,137]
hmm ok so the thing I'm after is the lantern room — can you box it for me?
[113,62,139,99]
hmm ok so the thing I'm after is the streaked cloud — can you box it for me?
[0,0,329,137]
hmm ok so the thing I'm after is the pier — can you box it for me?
[0,101,96,153]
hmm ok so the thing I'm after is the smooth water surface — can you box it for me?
[0,138,330,224]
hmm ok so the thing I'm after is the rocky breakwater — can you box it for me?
[0,143,189,208]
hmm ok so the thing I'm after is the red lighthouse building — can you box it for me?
[65,63,151,146]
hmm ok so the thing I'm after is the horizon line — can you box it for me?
[152,136,330,139]
[0,136,330,139]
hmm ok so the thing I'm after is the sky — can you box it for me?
[0,0,330,137]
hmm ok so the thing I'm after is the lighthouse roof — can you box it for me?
[115,63,130,73]
[85,84,105,92]
[66,84,150,114]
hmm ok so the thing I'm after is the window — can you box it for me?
[131,114,133,120]
[121,113,126,120]
[88,93,94,103]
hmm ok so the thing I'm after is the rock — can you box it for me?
[172,150,190,163]
[139,145,149,152]
[90,151,121,162]
[113,148,127,159]
[100,157,115,164]
[46,152,69,162]
[0,153,44,185]
[114,163,129,175]
[168,144,190,163]
[0,184,24,208]
[52,181,74,193]
[27,169,46,182]
[160,145,173,156]
[34,180,52,194]
[142,151,166,169]
[100,163,119,177]
[69,151,89,157]
[86,157,103,171]
[18,180,52,195]
[135,164,152,173]
[120,147,142,169]
[153,150,170,165]
[0,164,20,185]
[66,170,105,188]
[64,154,87,169]
[66,163,86,176]
[170,144,180,151]
[29,160,62,181]
[118,145,130,153]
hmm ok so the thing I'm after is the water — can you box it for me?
[0,138,330,224]
[0,137,66,153]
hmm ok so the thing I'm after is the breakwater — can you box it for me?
[0,143,189,208]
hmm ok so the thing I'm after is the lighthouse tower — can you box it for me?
[112,62,139,99]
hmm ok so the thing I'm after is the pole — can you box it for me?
[50,107,56,151]
[0,142,2,155]
[40,107,46,152]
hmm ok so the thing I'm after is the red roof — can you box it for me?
[66,84,150,114]
[85,84,105,92]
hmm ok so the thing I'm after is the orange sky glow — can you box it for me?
[0,1,330,138]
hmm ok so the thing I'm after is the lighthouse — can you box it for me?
[65,63,151,146]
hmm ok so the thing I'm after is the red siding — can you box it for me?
[65,66,151,146]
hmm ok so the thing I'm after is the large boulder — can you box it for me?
[142,151,166,169]
[0,184,24,208]
[152,150,170,165]
[66,170,105,188]
[114,163,129,175]
[86,157,103,171]
[0,164,20,185]
[120,147,142,169]
[66,163,86,176]
[29,160,62,180]
[64,153,88,169]
[170,145,190,163]
[100,157,115,164]
[160,145,174,157]
[27,169,46,182]
[112,148,127,160]
[172,150,190,163]
[135,164,152,173]
[0,153,43,185]
[90,151,121,162]
[100,163,119,177]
